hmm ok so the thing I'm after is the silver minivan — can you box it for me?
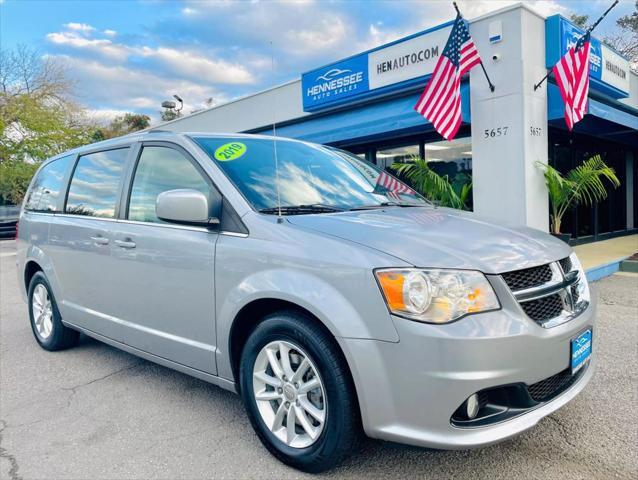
[17,131,595,472]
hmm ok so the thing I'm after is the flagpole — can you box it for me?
[453,2,495,92]
[533,0,619,91]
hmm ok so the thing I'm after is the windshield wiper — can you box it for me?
[259,204,345,215]
[349,202,421,211]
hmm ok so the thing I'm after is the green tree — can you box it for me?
[92,113,151,141]
[604,1,637,69]
[160,108,180,122]
[538,155,620,234]
[391,156,471,210]
[0,45,93,163]
[0,160,39,205]
[569,14,589,29]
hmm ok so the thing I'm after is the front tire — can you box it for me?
[28,271,79,351]
[239,311,361,473]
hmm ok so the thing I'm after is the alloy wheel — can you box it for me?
[252,340,326,448]
[32,284,53,340]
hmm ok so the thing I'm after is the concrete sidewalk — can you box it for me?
[574,235,638,281]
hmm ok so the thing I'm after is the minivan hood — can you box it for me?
[287,207,571,274]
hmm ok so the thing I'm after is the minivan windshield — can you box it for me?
[192,136,428,213]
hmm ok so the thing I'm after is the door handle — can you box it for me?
[90,236,109,246]
[114,239,136,249]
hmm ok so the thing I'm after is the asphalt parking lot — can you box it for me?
[1,239,637,480]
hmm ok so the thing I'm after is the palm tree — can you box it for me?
[539,155,620,235]
[392,156,470,209]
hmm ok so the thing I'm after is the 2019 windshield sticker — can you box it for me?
[214,142,247,161]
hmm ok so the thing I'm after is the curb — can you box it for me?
[585,257,630,282]
[619,259,638,273]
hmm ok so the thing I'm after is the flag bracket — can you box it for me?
[452,2,495,92]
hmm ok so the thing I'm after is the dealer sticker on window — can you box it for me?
[571,329,592,375]
[214,142,247,161]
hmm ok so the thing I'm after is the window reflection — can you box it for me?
[25,155,73,212]
[128,147,212,224]
[66,148,129,218]
[423,137,472,180]
[376,144,419,170]
[193,137,426,211]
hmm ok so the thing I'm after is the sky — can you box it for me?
[1,0,634,124]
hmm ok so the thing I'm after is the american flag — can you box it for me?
[375,171,416,198]
[553,34,591,130]
[414,15,481,140]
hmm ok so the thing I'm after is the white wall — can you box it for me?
[156,80,307,133]
[619,71,638,110]
[469,4,550,231]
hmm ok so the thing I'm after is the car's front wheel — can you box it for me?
[239,311,361,472]
[28,271,79,351]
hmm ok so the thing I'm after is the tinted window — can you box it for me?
[128,146,213,224]
[192,137,427,212]
[24,155,73,212]
[66,148,129,218]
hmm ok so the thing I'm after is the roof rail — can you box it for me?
[146,129,172,133]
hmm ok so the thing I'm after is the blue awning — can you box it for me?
[548,83,638,146]
[250,83,470,145]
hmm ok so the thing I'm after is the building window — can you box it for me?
[423,137,472,185]
[376,144,419,170]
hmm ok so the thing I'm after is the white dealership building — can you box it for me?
[153,3,638,244]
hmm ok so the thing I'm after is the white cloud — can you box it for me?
[49,54,229,120]
[46,23,258,85]
[103,29,117,37]
[284,16,347,55]
[64,22,95,34]
[181,0,352,59]
[357,0,568,53]
[85,108,132,125]
[46,31,129,60]
[138,46,256,85]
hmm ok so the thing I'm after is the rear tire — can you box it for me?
[239,311,361,473]
[28,271,79,351]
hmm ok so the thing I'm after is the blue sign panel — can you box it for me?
[545,15,630,99]
[302,55,369,111]
[301,20,454,112]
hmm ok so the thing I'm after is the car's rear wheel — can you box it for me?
[28,271,79,351]
[239,311,361,472]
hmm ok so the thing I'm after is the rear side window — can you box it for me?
[24,155,73,212]
[128,146,213,224]
[66,148,129,218]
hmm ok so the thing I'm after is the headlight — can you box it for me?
[569,252,590,305]
[375,268,500,324]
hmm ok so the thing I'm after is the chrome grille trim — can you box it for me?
[501,257,589,328]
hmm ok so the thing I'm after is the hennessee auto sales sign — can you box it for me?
[302,22,453,112]
[546,15,631,99]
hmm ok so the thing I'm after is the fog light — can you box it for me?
[465,394,480,419]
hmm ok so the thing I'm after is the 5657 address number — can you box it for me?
[484,127,508,138]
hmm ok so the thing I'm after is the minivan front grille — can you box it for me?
[501,257,587,328]
[520,294,564,323]
[501,264,553,291]
[559,257,573,274]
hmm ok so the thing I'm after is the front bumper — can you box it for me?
[338,289,596,449]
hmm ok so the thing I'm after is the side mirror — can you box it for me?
[156,189,218,227]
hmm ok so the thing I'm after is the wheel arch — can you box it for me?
[228,298,337,387]
[24,260,43,291]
